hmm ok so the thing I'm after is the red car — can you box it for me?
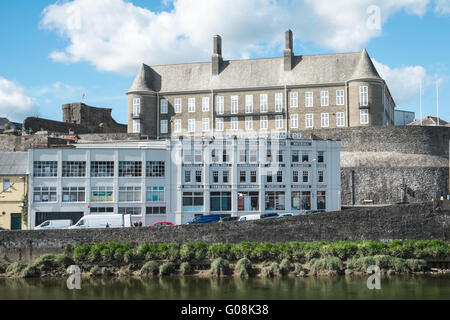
[152,221,174,227]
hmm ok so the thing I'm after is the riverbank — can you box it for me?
[1,240,449,279]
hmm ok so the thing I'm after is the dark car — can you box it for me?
[220,216,239,222]
[260,213,279,219]
[309,209,326,214]
[187,215,222,224]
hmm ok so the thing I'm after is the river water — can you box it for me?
[0,274,448,300]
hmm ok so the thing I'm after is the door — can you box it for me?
[10,213,22,230]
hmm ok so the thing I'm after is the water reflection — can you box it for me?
[0,275,448,300]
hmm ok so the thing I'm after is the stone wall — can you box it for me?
[0,202,448,262]
[0,134,68,152]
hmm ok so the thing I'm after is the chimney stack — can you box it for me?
[284,29,294,71]
[212,35,223,75]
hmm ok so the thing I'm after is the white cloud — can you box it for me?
[34,81,80,100]
[372,59,427,106]
[0,77,39,122]
[435,0,450,15]
[40,0,432,75]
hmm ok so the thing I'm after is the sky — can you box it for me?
[0,0,449,124]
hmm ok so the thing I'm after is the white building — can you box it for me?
[27,135,340,228]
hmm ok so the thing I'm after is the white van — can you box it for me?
[35,219,73,230]
[238,214,260,221]
[69,214,132,229]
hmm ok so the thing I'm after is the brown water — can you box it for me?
[0,274,449,300]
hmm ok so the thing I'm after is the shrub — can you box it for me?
[261,262,280,278]
[31,254,57,271]
[118,266,133,277]
[180,262,192,275]
[102,267,114,277]
[309,257,343,274]
[346,256,376,271]
[158,243,180,262]
[55,254,75,268]
[208,243,233,260]
[63,244,73,257]
[22,264,41,278]
[73,244,91,262]
[6,262,25,275]
[90,266,102,276]
[140,261,159,277]
[159,262,176,275]
[294,263,304,275]
[210,258,230,277]
[235,258,252,277]
[406,259,427,272]
[391,257,408,273]
[279,258,291,275]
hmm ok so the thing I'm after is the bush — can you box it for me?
[73,244,91,262]
[406,259,427,272]
[309,257,343,274]
[294,263,304,275]
[158,243,180,262]
[159,262,176,275]
[90,266,102,276]
[55,254,75,268]
[180,262,192,275]
[22,264,41,278]
[208,243,233,260]
[346,256,376,271]
[261,262,280,278]
[32,254,57,271]
[140,261,159,277]
[279,258,291,275]
[6,262,25,275]
[210,258,230,277]
[235,258,252,277]
[102,267,114,277]
[118,266,133,277]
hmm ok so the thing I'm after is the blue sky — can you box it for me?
[0,0,449,124]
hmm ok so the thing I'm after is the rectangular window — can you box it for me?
[210,192,231,211]
[275,115,283,129]
[275,92,283,112]
[318,170,324,183]
[188,98,196,112]
[293,171,299,183]
[216,96,224,114]
[290,92,298,108]
[245,95,253,113]
[212,171,219,183]
[119,186,141,202]
[245,116,253,131]
[260,94,268,113]
[33,187,57,203]
[62,161,86,177]
[266,170,272,183]
[174,98,182,113]
[118,207,141,215]
[250,171,257,183]
[90,207,114,213]
[318,151,324,163]
[317,191,326,210]
[195,170,202,183]
[174,119,182,133]
[146,206,166,215]
[277,150,283,162]
[160,120,168,134]
[360,109,369,124]
[160,99,168,114]
[277,171,283,183]
[302,171,309,182]
[239,149,247,163]
[185,170,191,183]
[291,191,311,210]
[337,112,345,127]
[3,179,10,191]
[202,118,210,132]
[216,118,224,131]
[302,151,309,162]
[240,171,246,183]
[231,96,239,114]
[360,86,368,106]
[237,192,259,211]
[33,161,57,177]
[146,161,165,177]
[202,97,210,112]
[223,171,229,183]
[182,192,203,212]
[265,191,285,210]
[118,161,142,177]
[211,149,218,163]
[305,114,314,128]
[305,92,313,107]
[290,114,298,128]
[91,186,113,202]
[183,149,192,163]
[266,150,272,162]
[292,151,299,162]
[146,186,165,202]
[133,119,140,133]
[336,90,345,106]
[90,161,114,177]
[320,91,329,106]
[231,117,238,131]
[133,98,141,116]
[194,150,202,163]
[260,116,268,130]
[249,150,257,163]
[188,119,196,132]
[321,113,329,127]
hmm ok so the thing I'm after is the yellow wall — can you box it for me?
[0,175,28,230]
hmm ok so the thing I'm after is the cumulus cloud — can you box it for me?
[40,0,432,75]
[434,0,450,15]
[0,77,40,122]
[372,59,427,106]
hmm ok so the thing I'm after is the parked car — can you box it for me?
[153,221,174,227]
[35,219,73,230]
[187,214,221,224]
[238,214,260,221]
[260,213,279,219]
[309,209,326,214]
[278,213,294,217]
[220,216,239,222]
[69,214,132,229]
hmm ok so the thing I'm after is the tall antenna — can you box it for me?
[436,80,439,126]
[419,80,422,126]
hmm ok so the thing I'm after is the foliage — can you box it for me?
[159,262,176,275]
[279,258,291,275]
[210,258,230,277]
[406,259,427,272]
[179,262,192,275]
[261,262,280,278]
[235,258,252,277]
[309,257,343,274]
[140,261,159,277]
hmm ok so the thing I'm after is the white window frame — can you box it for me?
[216,96,224,114]
[188,119,196,132]
[360,86,368,106]
[202,97,210,112]
[174,98,182,113]
[336,112,345,127]
[216,118,224,131]
[245,95,253,113]
[260,94,268,113]
[360,109,369,124]
[290,92,298,108]
[188,97,196,113]
[133,98,141,116]
[275,92,283,112]
[305,92,313,107]
[160,99,168,114]
[336,90,345,106]
[174,119,182,133]
[320,113,329,128]
[160,120,168,134]
[320,91,329,107]
[133,119,140,133]
[260,116,268,130]
[231,117,238,131]
[275,115,283,130]
[231,96,239,114]
[305,114,314,128]
[202,118,210,132]
[290,114,298,128]
[245,116,253,131]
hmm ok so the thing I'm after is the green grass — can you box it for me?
[309,257,343,274]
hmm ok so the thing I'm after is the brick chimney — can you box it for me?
[212,35,223,75]
[284,29,294,71]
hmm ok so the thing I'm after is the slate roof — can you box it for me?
[128,49,383,93]
[0,152,28,175]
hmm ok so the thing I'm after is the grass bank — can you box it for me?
[1,240,449,278]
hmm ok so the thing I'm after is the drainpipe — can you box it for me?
[157,93,160,140]
[345,80,350,128]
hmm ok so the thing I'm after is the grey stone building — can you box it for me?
[127,29,395,138]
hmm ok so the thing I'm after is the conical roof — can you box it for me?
[127,64,153,93]
[350,49,381,80]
